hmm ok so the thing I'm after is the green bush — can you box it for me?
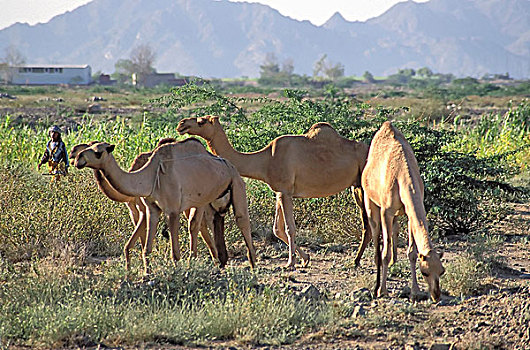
[160,82,524,238]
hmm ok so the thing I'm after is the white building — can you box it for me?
[10,64,92,85]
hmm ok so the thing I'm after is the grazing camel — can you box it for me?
[177,116,370,268]
[74,139,256,275]
[362,121,445,302]
[70,140,230,269]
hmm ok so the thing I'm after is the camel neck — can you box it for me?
[100,155,157,198]
[407,208,433,255]
[92,169,135,203]
[207,130,269,182]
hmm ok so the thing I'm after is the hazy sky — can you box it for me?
[0,0,429,30]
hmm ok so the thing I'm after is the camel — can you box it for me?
[74,138,256,275]
[177,116,371,268]
[361,121,445,302]
[69,139,230,269]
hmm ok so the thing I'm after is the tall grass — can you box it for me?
[455,99,530,169]
[0,261,332,348]
[0,114,183,168]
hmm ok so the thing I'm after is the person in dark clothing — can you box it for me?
[38,125,69,182]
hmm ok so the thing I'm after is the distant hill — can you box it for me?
[0,0,528,78]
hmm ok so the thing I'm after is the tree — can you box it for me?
[417,67,433,78]
[398,68,416,77]
[258,54,298,86]
[324,62,344,81]
[313,54,328,78]
[362,71,375,83]
[113,44,156,85]
[281,58,294,76]
[259,52,280,79]
[0,45,25,84]
[313,54,345,81]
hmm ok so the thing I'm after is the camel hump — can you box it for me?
[304,122,340,140]
[156,137,177,147]
[154,137,207,159]
[377,121,406,142]
[129,152,153,171]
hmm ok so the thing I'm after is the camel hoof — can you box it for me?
[377,289,389,298]
[353,258,361,268]
[410,291,428,302]
[282,263,296,271]
[302,255,310,268]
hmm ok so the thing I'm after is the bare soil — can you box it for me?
[195,203,530,350]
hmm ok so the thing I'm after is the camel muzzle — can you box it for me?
[176,125,189,135]
[75,157,87,169]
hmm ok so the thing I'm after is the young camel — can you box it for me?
[362,121,445,302]
[74,138,256,275]
[69,140,230,268]
[177,116,371,268]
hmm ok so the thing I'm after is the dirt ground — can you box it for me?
[191,203,530,350]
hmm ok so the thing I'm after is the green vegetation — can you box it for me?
[0,80,529,348]
[0,260,331,348]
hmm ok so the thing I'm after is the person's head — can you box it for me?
[48,126,62,141]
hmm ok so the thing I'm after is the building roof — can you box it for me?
[14,64,91,69]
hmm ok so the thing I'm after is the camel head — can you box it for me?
[75,142,115,170]
[419,250,445,302]
[177,116,220,140]
[69,141,100,165]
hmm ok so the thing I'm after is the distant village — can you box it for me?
[5,63,196,88]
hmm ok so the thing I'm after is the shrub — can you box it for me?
[160,82,524,238]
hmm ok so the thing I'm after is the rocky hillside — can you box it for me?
[0,0,528,78]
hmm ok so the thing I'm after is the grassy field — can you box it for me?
[0,82,529,349]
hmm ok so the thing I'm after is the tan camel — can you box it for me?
[361,121,445,302]
[69,139,230,269]
[74,139,256,275]
[177,116,371,268]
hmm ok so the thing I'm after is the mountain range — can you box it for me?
[1,0,529,78]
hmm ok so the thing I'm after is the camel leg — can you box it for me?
[198,208,219,262]
[379,209,395,298]
[353,187,371,267]
[389,216,399,267]
[365,196,381,297]
[123,210,146,270]
[142,200,161,276]
[273,195,309,265]
[211,212,228,267]
[187,207,203,259]
[202,207,227,266]
[278,192,300,269]
[407,220,421,300]
[168,211,181,265]
[125,201,140,226]
[230,177,256,268]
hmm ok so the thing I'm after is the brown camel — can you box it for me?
[362,121,445,302]
[177,116,370,268]
[74,139,256,275]
[70,140,230,269]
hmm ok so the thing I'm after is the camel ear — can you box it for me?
[106,144,115,153]
[209,116,219,124]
